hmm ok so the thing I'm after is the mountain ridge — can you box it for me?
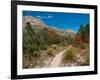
[22,16,76,38]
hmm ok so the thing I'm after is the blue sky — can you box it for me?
[23,11,89,32]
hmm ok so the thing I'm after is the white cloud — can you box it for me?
[48,15,53,18]
[36,14,53,19]
[36,16,42,18]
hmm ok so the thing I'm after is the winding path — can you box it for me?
[50,46,72,67]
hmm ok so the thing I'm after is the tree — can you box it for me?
[75,23,90,44]
[84,23,89,43]
[75,35,82,44]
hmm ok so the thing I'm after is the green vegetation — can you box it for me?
[47,48,54,56]
[23,21,90,68]
[64,48,76,61]
[60,41,68,47]
[82,49,89,65]
[75,23,89,45]
[32,51,41,57]
[79,42,86,49]
[23,22,66,57]
[67,38,74,45]
[23,22,66,68]
[73,23,90,65]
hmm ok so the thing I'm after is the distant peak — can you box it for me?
[22,16,46,28]
[66,29,76,34]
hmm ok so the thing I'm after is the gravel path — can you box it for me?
[50,46,72,67]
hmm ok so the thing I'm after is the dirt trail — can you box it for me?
[50,46,72,67]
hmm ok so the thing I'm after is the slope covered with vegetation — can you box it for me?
[23,16,90,68]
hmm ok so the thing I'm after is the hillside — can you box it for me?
[22,16,89,68]
[22,16,76,38]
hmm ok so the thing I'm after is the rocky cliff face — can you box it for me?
[22,16,76,38]
[66,29,76,38]
[22,16,46,29]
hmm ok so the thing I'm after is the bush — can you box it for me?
[51,44,57,49]
[47,48,53,56]
[61,41,68,47]
[79,42,86,49]
[40,44,47,50]
[67,38,74,45]
[82,49,89,65]
[32,51,41,57]
[64,48,76,61]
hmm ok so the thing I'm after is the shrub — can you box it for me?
[51,44,57,49]
[64,48,76,61]
[47,48,53,56]
[82,49,89,65]
[79,42,86,49]
[33,51,41,57]
[61,41,68,47]
[40,44,47,50]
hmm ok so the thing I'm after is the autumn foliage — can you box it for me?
[75,35,82,44]
[75,23,89,45]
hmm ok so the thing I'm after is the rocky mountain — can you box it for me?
[23,16,47,29]
[22,16,76,38]
[66,29,76,38]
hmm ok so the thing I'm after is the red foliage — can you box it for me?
[75,35,82,44]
